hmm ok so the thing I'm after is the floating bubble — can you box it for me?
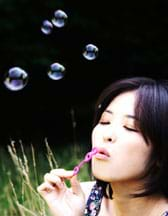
[41,20,53,35]
[4,67,28,91]
[48,63,66,80]
[51,10,68,28]
[83,44,99,60]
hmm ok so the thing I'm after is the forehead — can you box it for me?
[105,91,137,115]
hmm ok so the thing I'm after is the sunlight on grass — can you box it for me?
[0,139,91,215]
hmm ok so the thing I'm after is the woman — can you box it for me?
[37,77,168,216]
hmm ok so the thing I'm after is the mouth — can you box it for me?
[94,147,110,160]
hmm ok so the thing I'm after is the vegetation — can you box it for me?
[0,139,91,215]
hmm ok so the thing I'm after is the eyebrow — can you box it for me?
[105,110,139,121]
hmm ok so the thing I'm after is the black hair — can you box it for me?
[93,77,168,198]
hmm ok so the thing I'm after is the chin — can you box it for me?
[92,168,112,182]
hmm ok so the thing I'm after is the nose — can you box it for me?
[92,124,116,148]
[103,135,113,143]
[103,127,115,143]
[105,137,112,142]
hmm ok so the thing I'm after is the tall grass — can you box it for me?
[0,139,91,215]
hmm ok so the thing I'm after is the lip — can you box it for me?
[94,147,110,160]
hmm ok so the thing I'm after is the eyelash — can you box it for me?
[124,126,138,132]
[99,121,110,125]
[99,122,138,132]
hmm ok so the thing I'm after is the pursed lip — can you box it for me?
[94,147,110,160]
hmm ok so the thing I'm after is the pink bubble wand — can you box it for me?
[73,147,98,176]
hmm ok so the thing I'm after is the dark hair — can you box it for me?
[93,77,168,198]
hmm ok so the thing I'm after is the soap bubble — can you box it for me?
[52,10,68,28]
[83,44,99,60]
[48,62,66,80]
[4,67,28,91]
[41,20,53,35]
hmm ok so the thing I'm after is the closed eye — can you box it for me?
[124,126,138,132]
[99,121,110,125]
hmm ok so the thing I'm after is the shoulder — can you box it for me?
[80,181,96,201]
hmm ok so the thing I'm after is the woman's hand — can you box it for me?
[37,169,85,216]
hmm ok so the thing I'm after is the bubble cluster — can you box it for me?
[41,9,99,61]
[4,9,100,91]
[4,67,28,91]
[41,9,68,35]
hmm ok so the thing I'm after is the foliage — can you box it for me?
[0,139,91,215]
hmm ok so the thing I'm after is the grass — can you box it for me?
[0,138,91,215]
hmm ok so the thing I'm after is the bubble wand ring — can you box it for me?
[73,147,98,176]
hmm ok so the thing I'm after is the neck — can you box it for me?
[106,182,168,216]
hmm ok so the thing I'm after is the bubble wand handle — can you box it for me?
[72,147,98,176]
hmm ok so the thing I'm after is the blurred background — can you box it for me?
[0,0,168,148]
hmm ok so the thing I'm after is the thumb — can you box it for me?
[70,175,84,198]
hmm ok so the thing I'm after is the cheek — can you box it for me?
[112,138,151,178]
[118,136,151,164]
[130,135,152,159]
[91,126,101,146]
[114,140,152,175]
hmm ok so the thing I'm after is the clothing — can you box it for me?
[84,183,103,216]
[84,182,168,216]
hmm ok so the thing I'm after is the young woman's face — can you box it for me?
[92,91,152,183]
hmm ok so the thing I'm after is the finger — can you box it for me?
[70,175,84,199]
[37,182,55,195]
[44,173,64,189]
[50,169,74,179]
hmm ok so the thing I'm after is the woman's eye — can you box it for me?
[99,121,110,125]
[124,126,138,132]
